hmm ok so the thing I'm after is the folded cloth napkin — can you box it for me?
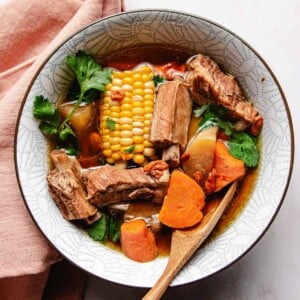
[0,0,123,298]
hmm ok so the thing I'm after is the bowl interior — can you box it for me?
[15,10,293,287]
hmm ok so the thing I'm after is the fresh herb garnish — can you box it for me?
[228,132,259,167]
[88,213,121,243]
[152,74,165,87]
[33,95,60,135]
[33,95,78,154]
[198,105,233,136]
[109,216,122,242]
[88,214,109,243]
[105,117,116,131]
[196,104,259,167]
[60,51,112,130]
[193,103,209,118]
[123,144,135,153]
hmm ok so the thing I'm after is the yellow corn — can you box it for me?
[99,65,155,165]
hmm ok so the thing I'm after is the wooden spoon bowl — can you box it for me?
[143,181,237,300]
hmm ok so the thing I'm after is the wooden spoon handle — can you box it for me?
[142,262,179,300]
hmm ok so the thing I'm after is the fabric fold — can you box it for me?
[0,0,122,280]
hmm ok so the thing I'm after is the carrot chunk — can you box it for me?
[159,170,205,228]
[120,219,158,262]
[213,141,246,192]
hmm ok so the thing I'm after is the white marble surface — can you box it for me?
[85,0,300,299]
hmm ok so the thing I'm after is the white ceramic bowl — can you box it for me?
[15,10,294,287]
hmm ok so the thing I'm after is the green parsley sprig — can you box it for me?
[194,104,260,167]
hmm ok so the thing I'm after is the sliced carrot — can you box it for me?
[213,141,246,192]
[159,170,205,228]
[121,219,157,262]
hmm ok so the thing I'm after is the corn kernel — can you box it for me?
[122,84,133,92]
[110,137,120,145]
[121,103,132,111]
[144,119,151,127]
[133,88,144,96]
[113,71,124,79]
[111,130,120,137]
[120,138,133,146]
[123,70,133,77]
[103,149,112,157]
[120,117,133,127]
[143,127,150,134]
[132,101,143,108]
[133,81,144,89]
[144,147,155,157]
[123,74,133,84]
[144,107,153,114]
[120,131,133,138]
[112,152,121,160]
[102,142,110,149]
[144,113,153,120]
[132,107,144,116]
[102,128,110,135]
[144,140,153,147]
[112,78,122,86]
[133,154,145,165]
[110,112,119,118]
[141,74,150,82]
[111,144,121,151]
[132,121,143,128]
[110,106,120,112]
[132,95,143,101]
[144,94,154,101]
[106,157,115,164]
[133,136,144,144]
[132,128,144,136]
[133,73,142,81]
[120,124,132,130]
[134,144,144,153]
[120,111,132,118]
[144,88,154,94]
[132,115,143,122]
[144,81,155,89]
[144,100,153,107]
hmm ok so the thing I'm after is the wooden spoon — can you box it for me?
[142,181,237,300]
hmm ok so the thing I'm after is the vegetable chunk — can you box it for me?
[210,141,246,192]
[159,170,205,228]
[121,219,158,262]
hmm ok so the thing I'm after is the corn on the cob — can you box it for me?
[99,65,156,166]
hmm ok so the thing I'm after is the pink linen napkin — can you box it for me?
[0,0,123,297]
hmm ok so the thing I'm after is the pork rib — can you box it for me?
[47,150,99,222]
[150,80,192,167]
[186,54,263,135]
[85,162,169,208]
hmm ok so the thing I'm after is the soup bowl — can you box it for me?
[15,9,294,287]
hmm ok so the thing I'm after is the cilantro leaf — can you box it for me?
[197,104,260,167]
[153,74,165,87]
[88,213,121,244]
[59,124,76,141]
[227,132,259,167]
[67,51,112,95]
[198,106,233,136]
[67,79,100,104]
[60,51,112,130]
[88,214,109,243]
[33,96,60,136]
[109,216,122,243]
[123,144,135,153]
[106,117,116,131]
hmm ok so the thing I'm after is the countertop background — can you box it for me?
[85,1,300,299]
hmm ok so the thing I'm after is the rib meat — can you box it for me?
[47,150,99,222]
[150,80,192,167]
[85,162,169,208]
[186,54,263,135]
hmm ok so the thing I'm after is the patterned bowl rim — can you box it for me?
[14,9,294,287]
